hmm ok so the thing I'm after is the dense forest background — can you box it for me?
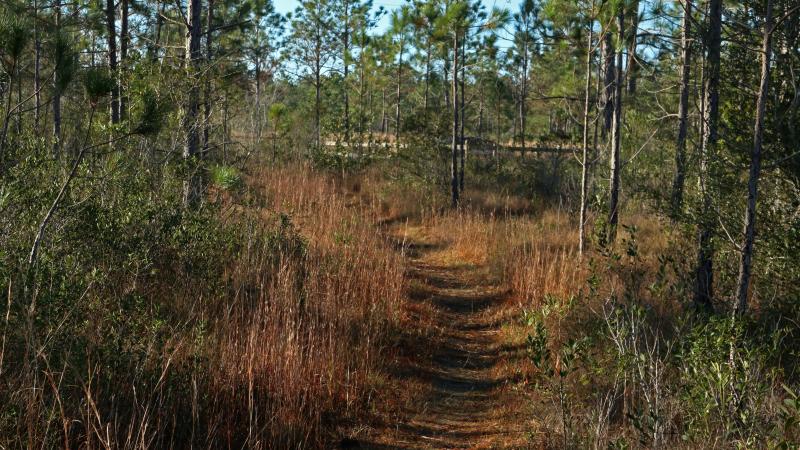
[1,0,800,447]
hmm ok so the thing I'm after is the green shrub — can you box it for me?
[209,164,243,191]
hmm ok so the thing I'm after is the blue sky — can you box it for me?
[272,0,518,35]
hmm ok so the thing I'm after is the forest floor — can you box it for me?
[356,223,532,449]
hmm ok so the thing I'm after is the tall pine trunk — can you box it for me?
[671,0,692,217]
[579,12,594,256]
[625,0,640,95]
[34,0,41,132]
[183,0,202,207]
[395,39,403,149]
[106,0,120,124]
[380,88,386,134]
[694,0,722,311]
[120,0,129,119]
[601,31,614,136]
[203,0,214,154]
[735,0,773,315]
[343,1,350,142]
[459,36,465,192]
[519,35,528,154]
[52,6,62,158]
[607,6,624,243]
[451,33,460,208]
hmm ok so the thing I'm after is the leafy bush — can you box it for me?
[209,164,243,191]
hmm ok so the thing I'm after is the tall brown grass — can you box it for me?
[208,165,404,447]
[2,164,403,449]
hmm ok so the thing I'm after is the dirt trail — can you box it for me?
[359,226,529,449]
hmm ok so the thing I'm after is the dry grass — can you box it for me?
[203,165,404,447]
[2,163,404,449]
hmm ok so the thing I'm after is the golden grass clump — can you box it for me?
[205,165,404,447]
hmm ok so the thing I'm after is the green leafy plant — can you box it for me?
[209,165,243,191]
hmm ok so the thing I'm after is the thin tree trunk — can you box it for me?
[520,34,528,154]
[380,88,386,134]
[368,88,374,147]
[183,0,203,207]
[34,0,41,133]
[451,31,460,208]
[255,57,261,141]
[671,0,692,218]
[459,35,466,192]
[222,94,229,161]
[52,90,62,157]
[52,5,62,158]
[358,55,366,148]
[477,96,483,138]
[512,98,518,147]
[203,0,214,154]
[315,57,321,149]
[120,0,129,119]
[343,1,350,142]
[625,0,640,95]
[313,22,322,150]
[15,63,21,136]
[694,0,722,311]
[591,52,600,176]
[601,31,614,136]
[395,39,403,149]
[735,0,773,315]
[106,0,120,124]
[152,0,164,60]
[0,61,14,168]
[579,12,594,257]
[444,63,450,109]
[608,6,624,243]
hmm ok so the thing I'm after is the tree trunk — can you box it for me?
[106,0,120,124]
[358,58,365,134]
[255,57,261,141]
[15,62,21,135]
[451,32,460,208]
[314,24,322,149]
[152,0,164,60]
[0,61,14,168]
[625,0,640,95]
[694,0,722,312]
[735,0,773,315]
[52,90,62,156]
[222,94,229,161]
[34,0,41,133]
[120,0,129,119]
[670,0,692,217]
[315,56,321,149]
[395,39,403,149]
[477,96,484,139]
[343,1,350,142]
[579,13,594,257]
[520,34,528,154]
[52,6,62,158]
[607,6,624,243]
[459,35,466,192]
[444,63,450,109]
[601,31,614,136]
[183,0,203,207]
[203,0,214,154]
[380,88,386,134]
